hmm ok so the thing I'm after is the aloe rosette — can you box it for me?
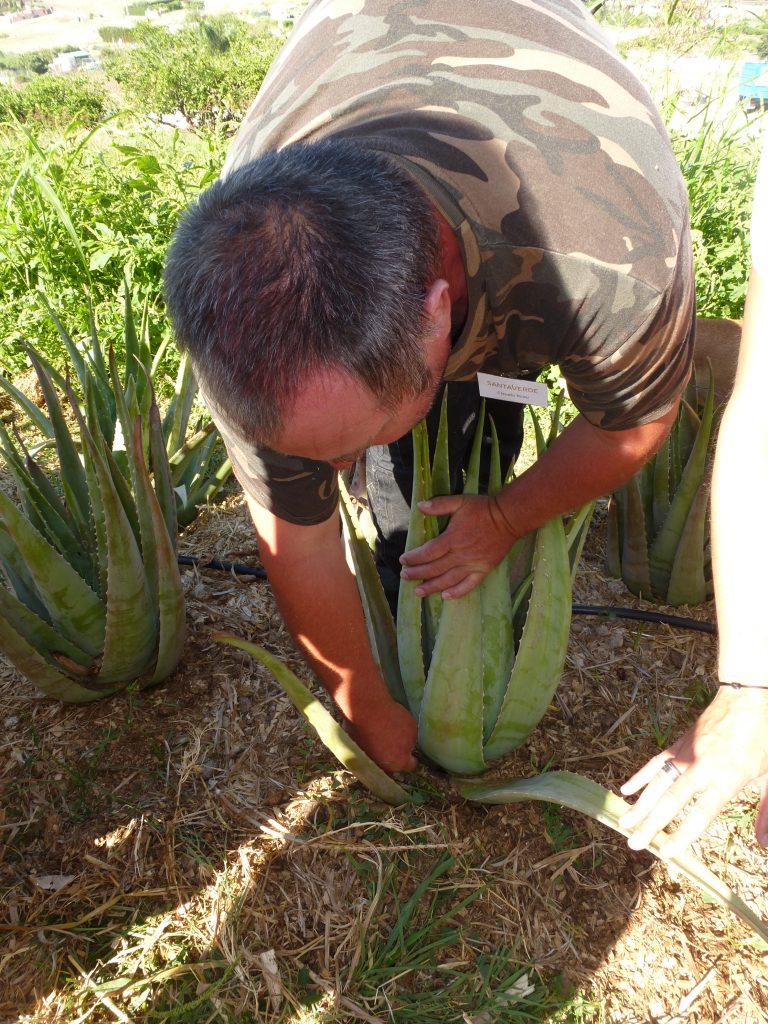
[606,367,716,606]
[0,348,185,703]
[0,288,232,528]
[215,392,768,944]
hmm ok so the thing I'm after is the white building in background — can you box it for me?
[48,50,100,74]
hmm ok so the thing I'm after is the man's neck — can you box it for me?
[434,208,469,339]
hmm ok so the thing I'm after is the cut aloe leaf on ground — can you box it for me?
[214,634,410,805]
[456,770,768,944]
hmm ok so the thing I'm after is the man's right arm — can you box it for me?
[245,495,418,773]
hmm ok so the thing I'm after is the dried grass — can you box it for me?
[1,494,766,1023]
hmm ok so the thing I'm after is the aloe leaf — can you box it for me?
[677,398,700,470]
[214,634,410,805]
[665,484,708,607]
[149,400,178,549]
[0,524,49,621]
[650,370,715,597]
[0,372,54,438]
[0,426,94,585]
[565,501,595,585]
[547,390,564,445]
[164,352,197,457]
[652,437,671,537]
[169,421,217,479]
[0,489,105,655]
[418,408,487,775]
[27,352,91,539]
[130,420,184,684]
[481,419,514,742]
[0,612,113,703]
[340,480,407,707]
[176,456,232,528]
[620,475,653,599]
[397,420,431,716]
[0,585,93,669]
[484,514,570,760]
[77,414,155,683]
[464,400,485,495]
[456,770,768,945]
[605,495,622,579]
[431,387,450,530]
[37,292,88,392]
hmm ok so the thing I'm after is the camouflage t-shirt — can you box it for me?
[209,0,695,525]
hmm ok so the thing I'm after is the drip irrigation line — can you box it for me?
[571,604,716,635]
[177,553,717,636]
[177,553,267,578]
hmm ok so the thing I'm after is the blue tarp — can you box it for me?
[739,61,768,102]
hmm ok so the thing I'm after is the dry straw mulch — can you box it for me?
[1,494,766,1024]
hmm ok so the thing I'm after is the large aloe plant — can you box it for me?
[214,394,767,945]
[606,368,716,606]
[0,346,185,703]
[0,289,232,528]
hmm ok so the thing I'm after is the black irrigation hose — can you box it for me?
[178,553,718,636]
[571,604,716,636]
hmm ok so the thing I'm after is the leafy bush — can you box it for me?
[0,123,224,376]
[102,16,282,129]
[671,102,761,319]
[99,25,138,43]
[0,46,78,77]
[0,73,111,128]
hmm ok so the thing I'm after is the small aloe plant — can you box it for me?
[0,345,185,703]
[606,368,716,606]
[0,288,231,528]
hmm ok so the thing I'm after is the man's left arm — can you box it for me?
[400,404,678,599]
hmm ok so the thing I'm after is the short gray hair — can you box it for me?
[163,139,441,445]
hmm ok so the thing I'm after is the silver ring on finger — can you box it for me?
[661,759,683,779]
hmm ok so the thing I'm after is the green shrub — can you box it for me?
[102,16,282,129]
[0,46,78,77]
[0,73,111,128]
[99,25,138,43]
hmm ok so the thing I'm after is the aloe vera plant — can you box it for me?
[606,368,716,606]
[0,289,232,528]
[0,347,185,703]
[215,396,767,944]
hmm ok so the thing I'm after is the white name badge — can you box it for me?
[476,372,548,407]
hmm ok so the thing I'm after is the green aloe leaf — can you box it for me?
[418,406,486,776]
[150,401,178,547]
[650,370,715,597]
[665,484,708,607]
[0,611,114,703]
[605,495,622,580]
[652,436,670,537]
[130,420,185,684]
[0,585,93,670]
[0,489,105,656]
[77,413,155,683]
[565,501,595,585]
[177,455,232,528]
[620,474,653,599]
[0,372,54,438]
[483,514,571,760]
[0,524,49,622]
[431,387,450,530]
[28,352,91,540]
[397,420,431,716]
[481,418,514,742]
[456,770,768,944]
[164,352,197,457]
[214,634,409,805]
[340,479,407,708]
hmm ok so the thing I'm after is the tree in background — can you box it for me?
[103,16,283,130]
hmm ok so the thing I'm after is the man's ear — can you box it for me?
[423,278,452,337]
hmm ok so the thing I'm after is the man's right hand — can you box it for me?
[344,695,418,773]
